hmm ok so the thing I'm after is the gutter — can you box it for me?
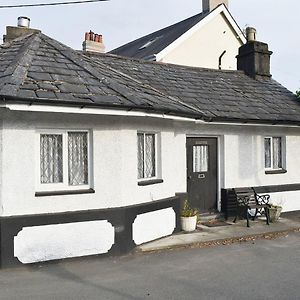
[1,95,300,128]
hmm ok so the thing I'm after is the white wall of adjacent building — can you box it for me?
[159,12,243,70]
[0,109,300,217]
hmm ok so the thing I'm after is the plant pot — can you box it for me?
[181,216,197,232]
[269,206,282,222]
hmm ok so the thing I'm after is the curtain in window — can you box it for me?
[145,134,155,178]
[137,133,144,179]
[273,137,282,169]
[40,134,63,184]
[264,138,271,168]
[193,145,208,172]
[68,132,88,185]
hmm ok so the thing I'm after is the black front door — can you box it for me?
[187,137,218,212]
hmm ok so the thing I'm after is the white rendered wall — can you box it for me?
[160,13,243,70]
[14,220,114,263]
[1,110,186,216]
[133,208,176,245]
[1,109,300,216]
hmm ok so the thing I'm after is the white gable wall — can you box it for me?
[1,109,300,217]
[159,12,243,70]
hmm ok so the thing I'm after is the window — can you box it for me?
[38,130,90,191]
[193,145,208,172]
[264,137,283,170]
[137,133,156,179]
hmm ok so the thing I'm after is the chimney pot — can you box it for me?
[17,16,30,28]
[246,27,257,42]
[82,31,105,53]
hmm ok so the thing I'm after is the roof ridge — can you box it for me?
[0,33,42,97]
[87,51,245,75]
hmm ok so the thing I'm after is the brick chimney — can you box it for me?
[237,27,273,79]
[82,31,105,53]
[3,17,40,43]
[202,0,228,12]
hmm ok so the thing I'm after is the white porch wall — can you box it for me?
[160,13,243,70]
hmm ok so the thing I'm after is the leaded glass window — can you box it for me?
[68,132,88,185]
[264,138,271,168]
[39,131,90,188]
[40,134,63,184]
[264,137,283,169]
[137,133,156,179]
[272,137,282,169]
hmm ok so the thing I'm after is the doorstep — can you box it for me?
[136,215,300,253]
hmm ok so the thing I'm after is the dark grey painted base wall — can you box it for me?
[0,196,180,268]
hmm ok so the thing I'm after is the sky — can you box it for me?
[0,0,299,92]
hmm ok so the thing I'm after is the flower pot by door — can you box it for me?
[181,216,197,232]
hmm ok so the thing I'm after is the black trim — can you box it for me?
[265,169,287,175]
[0,196,180,268]
[35,189,95,197]
[138,179,163,186]
[254,183,300,194]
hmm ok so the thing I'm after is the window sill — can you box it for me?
[35,188,95,197]
[138,179,164,186]
[265,169,287,175]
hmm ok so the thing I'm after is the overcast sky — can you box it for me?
[0,0,299,92]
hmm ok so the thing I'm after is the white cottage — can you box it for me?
[0,19,299,267]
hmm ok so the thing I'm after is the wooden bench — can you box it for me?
[232,187,270,227]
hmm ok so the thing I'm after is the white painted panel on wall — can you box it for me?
[133,208,176,245]
[14,220,114,264]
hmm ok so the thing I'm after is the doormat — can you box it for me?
[201,220,232,227]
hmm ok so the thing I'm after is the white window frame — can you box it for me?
[137,132,161,181]
[264,136,285,171]
[36,129,92,192]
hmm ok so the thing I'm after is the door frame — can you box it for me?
[186,135,223,212]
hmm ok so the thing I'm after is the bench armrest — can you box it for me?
[255,193,270,205]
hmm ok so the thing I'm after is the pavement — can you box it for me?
[137,211,300,253]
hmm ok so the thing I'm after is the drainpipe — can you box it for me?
[218,50,226,70]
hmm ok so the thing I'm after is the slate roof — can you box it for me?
[109,11,209,60]
[0,33,196,115]
[1,31,300,125]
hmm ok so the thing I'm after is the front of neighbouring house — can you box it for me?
[0,20,300,267]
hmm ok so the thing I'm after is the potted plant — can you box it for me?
[180,199,199,232]
[268,204,282,222]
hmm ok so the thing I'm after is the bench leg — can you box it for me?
[246,209,250,227]
[265,207,270,225]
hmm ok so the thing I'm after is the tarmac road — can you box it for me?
[0,232,299,300]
